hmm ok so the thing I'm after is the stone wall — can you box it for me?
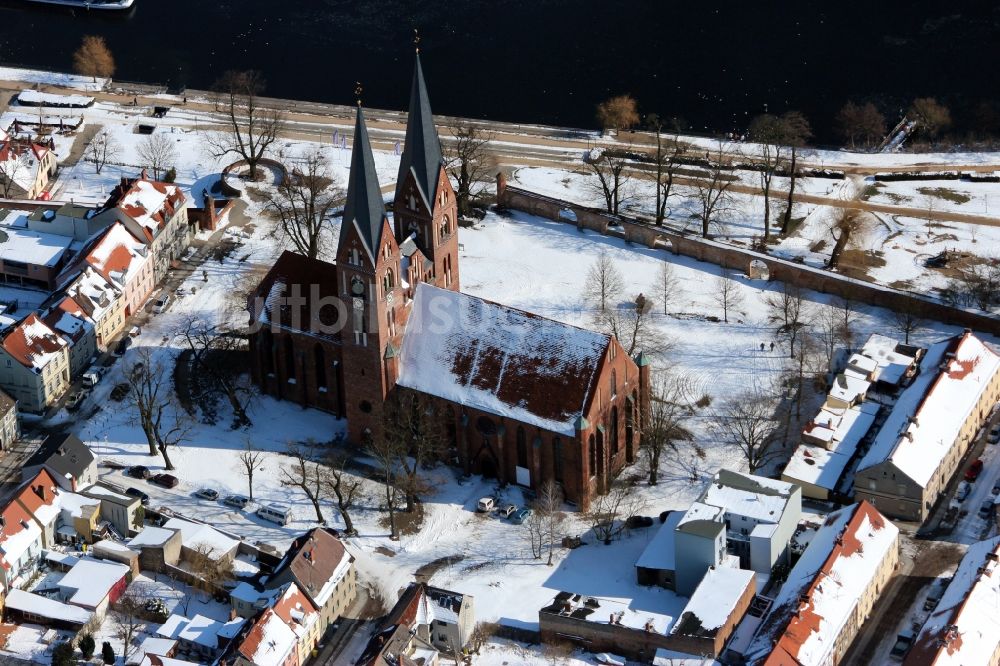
[498,185,1000,335]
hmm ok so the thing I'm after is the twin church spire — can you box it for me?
[340,52,445,262]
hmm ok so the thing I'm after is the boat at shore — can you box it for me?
[20,0,136,9]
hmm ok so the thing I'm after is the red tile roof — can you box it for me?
[2,313,66,370]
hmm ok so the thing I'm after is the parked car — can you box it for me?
[924,580,946,611]
[989,426,1000,444]
[595,654,626,666]
[497,503,517,519]
[65,390,86,411]
[81,372,101,388]
[113,337,132,356]
[195,488,219,501]
[889,631,915,660]
[965,459,985,481]
[626,515,655,529]
[957,481,973,502]
[110,383,130,401]
[152,294,170,314]
[150,474,179,489]
[476,497,496,513]
[127,465,151,479]
[511,508,533,525]
[980,499,996,519]
[223,494,251,509]
[992,482,1000,496]
[125,487,150,506]
[257,504,291,525]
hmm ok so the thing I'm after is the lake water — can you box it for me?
[0,0,997,142]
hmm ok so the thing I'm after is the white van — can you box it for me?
[82,371,101,388]
[257,504,291,525]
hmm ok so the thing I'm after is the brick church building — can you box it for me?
[248,56,649,509]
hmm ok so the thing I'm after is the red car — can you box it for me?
[150,473,179,489]
[965,459,985,482]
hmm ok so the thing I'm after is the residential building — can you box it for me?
[269,528,356,637]
[0,208,73,288]
[55,557,130,617]
[784,402,881,501]
[62,266,126,350]
[0,313,70,412]
[0,387,19,450]
[42,295,97,378]
[358,583,476,666]
[741,501,899,666]
[78,221,155,318]
[668,567,755,658]
[231,583,320,666]
[82,483,143,537]
[854,331,1000,522]
[128,525,183,572]
[162,517,239,565]
[0,138,57,199]
[27,202,111,241]
[4,589,92,630]
[157,614,246,662]
[93,173,190,283]
[246,55,650,511]
[906,537,1000,665]
[21,433,98,491]
[0,469,63,593]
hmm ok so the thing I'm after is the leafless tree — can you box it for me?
[587,479,647,544]
[367,430,402,540]
[266,149,342,259]
[72,35,115,82]
[749,111,812,240]
[0,147,30,199]
[323,452,363,537]
[125,350,190,470]
[533,480,566,565]
[186,542,235,600]
[85,129,121,175]
[651,262,680,315]
[792,333,823,418]
[693,142,736,237]
[444,121,496,218]
[280,442,326,523]
[646,114,686,225]
[909,97,952,139]
[892,304,923,345]
[469,622,499,655]
[584,250,624,312]
[525,507,544,560]
[381,390,447,513]
[237,439,265,501]
[177,317,253,426]
[764,283,812,358]
[585,146,632,216]
[205,70,284,180]
[835,101,886,150]
[777,111,812,235]
[827,209,862,269]
[136,133,178,180]
[712,390,781,473]
[833,295,857,349]
[815,305,846,371]
[596,94,640,131]
[642,372,694,485]
[112,590,145,661]
[713,273,745,323]
[596,298,671,358]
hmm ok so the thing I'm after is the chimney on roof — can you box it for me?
[34,484,45,500]
[229,608,238,621]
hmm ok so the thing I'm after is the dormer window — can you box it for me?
[408,193,417,211]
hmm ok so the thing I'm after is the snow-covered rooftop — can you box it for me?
[860,333,918,387]
[158,613,245,649]
[238,608,297,666]
[540,591,674,635]
[2,314,67,371]
[0,217,72,267]
[397,282,612,436]
[908,537,1000,665]
[17,89,94,107]
[697,470,798,524]
[744,501,898,665]
[635,511,684,571]
[677,502,725,531]
[57,558,130,609]
[858,332,1000,487]
[128,526,177,549]
[5,588,92,625]
[670,567,755,639]
[827,372,870,405]
[784,402,880,492]
[163,517,239,560]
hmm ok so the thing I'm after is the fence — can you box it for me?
[496,182,1000,335]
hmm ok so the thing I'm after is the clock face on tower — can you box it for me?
[351,277,365,296]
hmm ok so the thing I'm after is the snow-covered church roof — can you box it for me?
[397,283,612,436]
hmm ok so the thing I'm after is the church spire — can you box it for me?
[341,102,387,260]
[395,53,444,209]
